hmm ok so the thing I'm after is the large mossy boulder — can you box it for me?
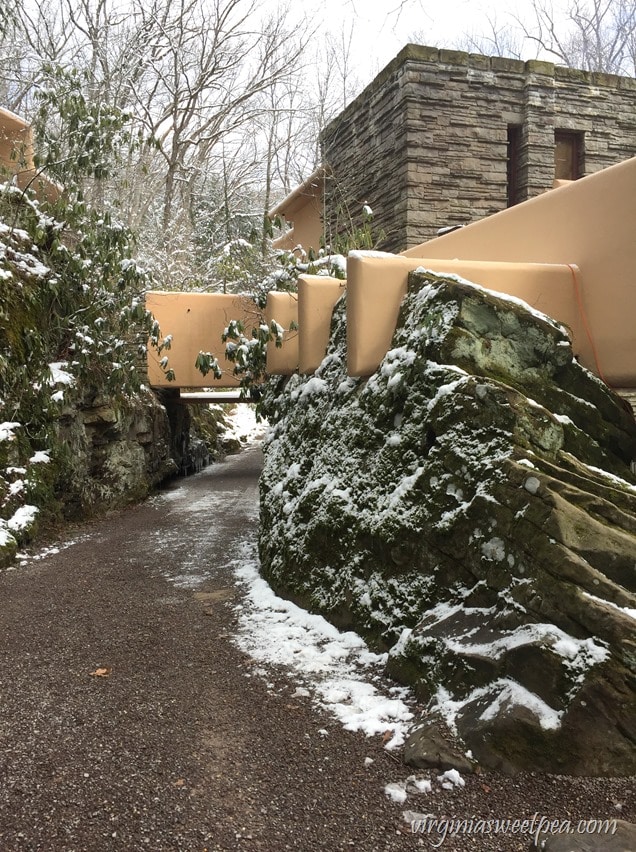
[259,270,636,775]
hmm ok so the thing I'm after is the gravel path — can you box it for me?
[0,445,632,851]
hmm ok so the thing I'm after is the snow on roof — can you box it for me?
[267,164,330,220]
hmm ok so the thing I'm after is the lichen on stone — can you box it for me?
[259,270,636,775]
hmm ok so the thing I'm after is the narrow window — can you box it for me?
[555,130,584,180]
[507,125,522,207]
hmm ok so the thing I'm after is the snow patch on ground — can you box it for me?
[14,535,88,566]
[218,403,267,444]
[231,542,414,750]
[385,771,455,805]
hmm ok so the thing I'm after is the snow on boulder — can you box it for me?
[258,270,636,776]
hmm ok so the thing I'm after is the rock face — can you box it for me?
[531,819,636,851]
[52,387,235,518]
[0,385,233,566]
[154,388,217,477]
[53,388,177,519]
[259,270,636,776]
[0,388,177,566]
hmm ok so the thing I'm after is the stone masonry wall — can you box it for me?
[321,44,636,252]
[321,59,411,251]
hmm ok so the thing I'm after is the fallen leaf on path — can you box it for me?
[89,667,112,677]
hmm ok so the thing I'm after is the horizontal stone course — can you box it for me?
[322,43,636,251]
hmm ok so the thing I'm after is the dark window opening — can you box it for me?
[555,130,584,181]
[507,124,522,207]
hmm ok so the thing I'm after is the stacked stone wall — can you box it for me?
[322,58,411,251]
[322,45,636,252]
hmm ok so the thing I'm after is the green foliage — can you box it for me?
[195,204,379,401]
[220,317,285,398]
[191,180,266,293]
[0,171,169,541]
[32,64,137,193]
[327,203,386,255]
[194,351,222,380]
[9,62,175,392]
[206,238,269,295]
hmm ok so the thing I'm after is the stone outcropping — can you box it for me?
[0,388,177,566]
[259,270,636,775]
[0,385,234,566]
[53,388,177,519]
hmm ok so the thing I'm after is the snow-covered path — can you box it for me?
[1,432,430,851]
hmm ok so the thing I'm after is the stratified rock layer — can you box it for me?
[259,270,636,775]
[54,389,177,518]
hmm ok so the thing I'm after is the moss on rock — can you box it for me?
[259,271,636,775]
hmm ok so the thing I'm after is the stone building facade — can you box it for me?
[320,44,636,252]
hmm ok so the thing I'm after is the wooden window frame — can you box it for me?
[555,130,584,181]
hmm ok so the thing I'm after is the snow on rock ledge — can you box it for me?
[259,270,636,776]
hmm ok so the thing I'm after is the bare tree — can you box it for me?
[521,0,636,74]
[5,0,313,286]
[448,15,533,60]
[0,0,18,40]
[410,0,636,75]
[436,0,636,75]
[119,0,307,237]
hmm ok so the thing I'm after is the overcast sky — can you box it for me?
[317,0,568,93]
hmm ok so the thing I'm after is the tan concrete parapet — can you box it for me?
[346,252,409,377]
[402,156,636,386]
[298,275,346,374]
[0,108,61,203]
[0,108,32,175]
[268,165,327,255]
[147,142,636,388]
[346,254,583,377]
[146,291,255,388]
[264,291,299,376]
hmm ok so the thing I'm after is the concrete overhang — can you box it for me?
[267,165,329,221]
[0,107,62,203]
